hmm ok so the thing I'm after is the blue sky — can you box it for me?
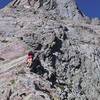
[76,0,100,18]
[0,0,100,18]
[0,0,13,8]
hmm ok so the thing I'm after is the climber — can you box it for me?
[26,51,34,67]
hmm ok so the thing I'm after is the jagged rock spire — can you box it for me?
[2,0,84,20]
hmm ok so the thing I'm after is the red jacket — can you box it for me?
[28,55,33,59]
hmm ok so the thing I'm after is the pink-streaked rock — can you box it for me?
[0,41,28,61]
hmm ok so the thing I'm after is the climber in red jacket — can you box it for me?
[27,51,34,67]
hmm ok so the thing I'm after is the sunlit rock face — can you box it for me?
[0,0,100,100]
[6,0,84,20]
[55,0,84,19]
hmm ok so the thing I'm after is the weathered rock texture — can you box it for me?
[0,0,100,100]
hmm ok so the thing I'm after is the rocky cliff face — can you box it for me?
[2,0,84,19]
[0,0,100,100]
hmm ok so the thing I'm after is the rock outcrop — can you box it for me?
[0,0,100,100]
[3,0,84,19]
